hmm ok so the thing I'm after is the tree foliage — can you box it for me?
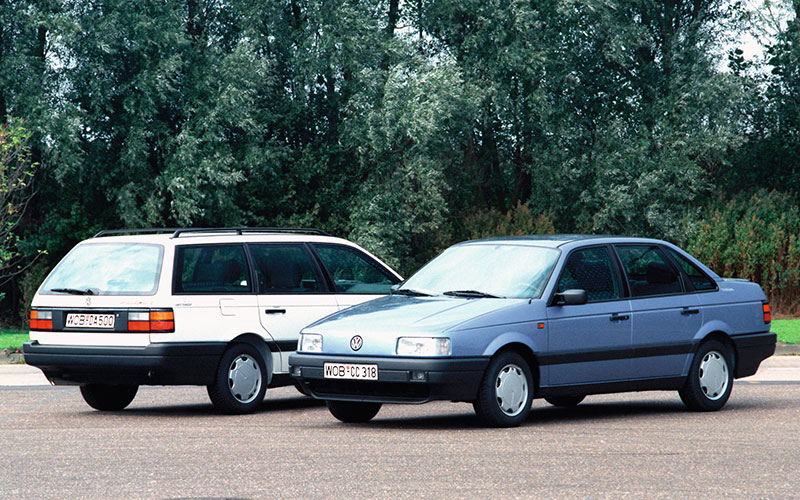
[0,120,37,295]
[0,0,799,317]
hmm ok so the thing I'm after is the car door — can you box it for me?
[172,243,262,342]
[310,243,401,310]
[249,243,339,373]
[614,244,702,379]
[545,246,632,386]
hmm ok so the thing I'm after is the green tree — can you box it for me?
[0,120,38,298]
[345,58,475,272]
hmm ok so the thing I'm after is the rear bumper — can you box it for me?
[22,341,226,386]
[289,353,488,404]
[731,332,776,378]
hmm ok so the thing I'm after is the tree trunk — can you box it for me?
[187,0,199,43]
[291,0,302,30]
[386,0,399,37]
[30,22,47,169]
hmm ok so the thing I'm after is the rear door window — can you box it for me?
[312,244,399,294]
[249,244,323,293]
[667,249,717,291]
[174,245,251,294]
[615,245,684,297]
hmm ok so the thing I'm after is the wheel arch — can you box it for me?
[229,333,273,385]
[488,341,541,395]
[695,330,736,374]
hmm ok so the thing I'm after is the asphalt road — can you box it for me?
[1,380,799,500]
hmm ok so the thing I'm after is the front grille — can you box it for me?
[307,379,430,402]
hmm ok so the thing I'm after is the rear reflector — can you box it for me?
[763,303,771,323]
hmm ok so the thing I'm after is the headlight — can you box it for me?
[299,333,323,353]
[396,337,451,356]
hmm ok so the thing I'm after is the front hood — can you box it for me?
[304,294,520,336]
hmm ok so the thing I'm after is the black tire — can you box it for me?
[473,351,534,427]
[80,384,138,411]
[207,343,268,415]
[545,395,585,407]
[326,400,382,423]
[679,339,734,411]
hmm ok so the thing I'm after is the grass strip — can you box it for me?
[772,319,800,344]
[0,330,28,351]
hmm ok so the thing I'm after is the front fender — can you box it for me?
[481,331,541,358]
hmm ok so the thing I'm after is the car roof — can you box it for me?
[458,234,671,249]
[78,228,360,248]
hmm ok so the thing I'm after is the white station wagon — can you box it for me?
[23,228,401,414]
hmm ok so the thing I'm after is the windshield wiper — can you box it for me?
[442,290,501,298]
[49,287,96,295]
[391,288,434,297]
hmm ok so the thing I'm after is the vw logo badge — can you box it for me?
[85,297,92,306]
[350,335,363,351]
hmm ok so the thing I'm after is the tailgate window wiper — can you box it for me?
[49,287,96,295]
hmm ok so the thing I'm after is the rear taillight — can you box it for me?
[763,302,771,323]
[127,309,175,333]
[30,309,53,330]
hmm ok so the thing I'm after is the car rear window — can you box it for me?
[41,243,164,296]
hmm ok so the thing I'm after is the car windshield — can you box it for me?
[400,243,560,299]
[41,243,164,296]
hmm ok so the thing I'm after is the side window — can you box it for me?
[616,245,683,297]
[174,245,251,293]
[313,244,398,294]
[667,249,717,291]
[557,247,621,302]
[249,244,322,293]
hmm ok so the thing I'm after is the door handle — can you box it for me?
[610,313,630,322]
[264,308,286,315]
[681,308,700,315]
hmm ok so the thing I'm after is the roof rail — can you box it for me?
[94,228,181,238]
[170,227,332,238]
[94,227,333,239]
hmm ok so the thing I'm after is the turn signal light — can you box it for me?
[30,309,53,330]
[127,309,175,333]
[763,303,771,323]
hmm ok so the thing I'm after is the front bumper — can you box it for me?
[23,341,226,386]
[731,331,777,378]
[289,353,489,404]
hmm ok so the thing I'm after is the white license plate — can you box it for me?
[323,362,378,380]
[65,313,115,329]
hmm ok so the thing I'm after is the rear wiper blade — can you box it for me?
[49,287,96,295]
[391,288,434,297]
[442,290,501,298]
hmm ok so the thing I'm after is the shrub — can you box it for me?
[687,190,800,314]
[461,202,556,240]
[17,260,51,328]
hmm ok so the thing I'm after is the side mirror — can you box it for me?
[554,289,588,306]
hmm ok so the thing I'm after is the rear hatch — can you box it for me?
[30,241,172,347]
